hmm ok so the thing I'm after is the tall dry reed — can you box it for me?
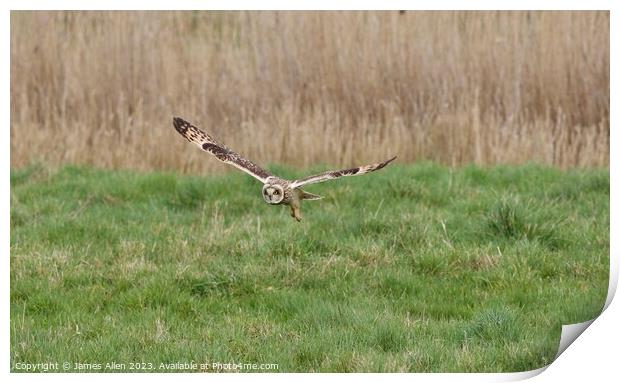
[10,11,609,173]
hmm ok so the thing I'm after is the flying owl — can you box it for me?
[173,117,396,221]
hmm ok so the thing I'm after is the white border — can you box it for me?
[3,1,616,382]
[2,0,617,11]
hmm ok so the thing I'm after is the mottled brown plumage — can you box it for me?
[173,117,396,221]
[173,117,272,182]
[290,157,397,188]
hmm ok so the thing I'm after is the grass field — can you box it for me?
[10,163,609,372]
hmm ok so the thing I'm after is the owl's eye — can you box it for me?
[273,190,280,195]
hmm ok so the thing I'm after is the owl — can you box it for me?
[173,117,396,221]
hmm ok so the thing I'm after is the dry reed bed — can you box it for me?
[10,11,609,172]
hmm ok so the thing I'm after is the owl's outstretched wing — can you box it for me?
[290,156,397,189]
[173,117,273,183]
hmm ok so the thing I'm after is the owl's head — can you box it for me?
[262,184,285,204]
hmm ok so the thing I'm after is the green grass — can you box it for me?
[10,163,609,372]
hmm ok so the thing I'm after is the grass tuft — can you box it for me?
[462,306,519,344]
[484,198,567,250]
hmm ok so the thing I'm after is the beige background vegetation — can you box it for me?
[10,11,609,173]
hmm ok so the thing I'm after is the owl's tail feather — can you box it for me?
[300,190,323,201]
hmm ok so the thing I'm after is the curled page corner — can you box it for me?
[513,318,599,381]
[510,319,598,382]
[555,319,596,360]
[544,258,617,371]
